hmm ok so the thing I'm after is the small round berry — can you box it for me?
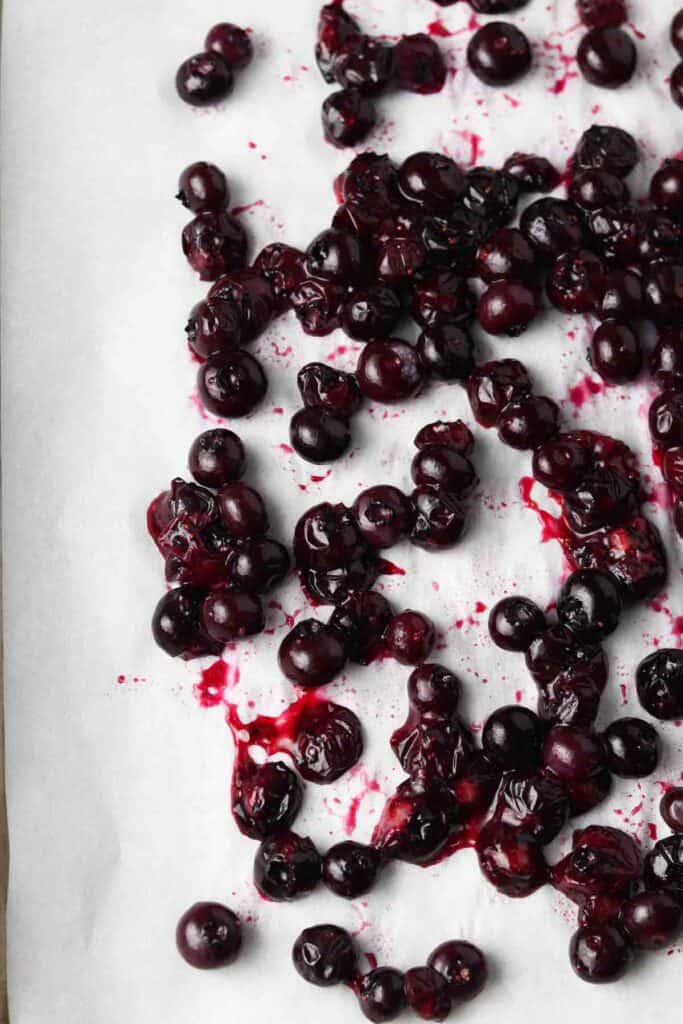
[672,62,683,109]
[358,967,407,1023]
[202,590,264,642]
[416,323,475,381]
[407,663,461,715]
[404,966,452,1021]
[427,941,488,1004]
[290,407,351,464]
[577,28,637,89]
[188,429,245,487]
[602,717,660,778]
[322,88,376,148]
[342,285,402,341]
[197,351,267,418]
[557,569,622,640]
[356,339,424,403]
[532,436,591,491]
[489,596,546,652]
[393,34,446,94]
[176,902,241,969]
[660,787,683,833]
[278,619,348,687]
[650,159,683,216]
[175,52,234,107]
[322,841,382,899]
[410,488,467,550]
[177,162,229,213]
[398,151,466,210]
[620,891,682,949]
[569,925,631,983]
[385,610,435,665]
[352,485,413,548]
[475,227,537,283]
[673,10,683,56]
[503,152,560,193]
[218,482,269,537]
[205,23,253,69]
[482,705,543,770]
[292,924,357,986]
[182,211,247,281]
[467,21,532,86]
[297,363,362,416]
[496,396,559,450]
[411,444,477,495]
[573,124,638,176]
[478,281,538,336]
[636,649,683,720]
[253,831,321,901]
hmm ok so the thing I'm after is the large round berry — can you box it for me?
[569,925,631,984]
[321,88,376,148]
[177,162,229,213]
[205,23,252,68]
[296,700,363,783]
[305,228,363,283]
[620,891,682,949]
[294,502,363,570]
[197,351,267,417]
[475,227,537,283]
[352,485,413,548]
[577,28,637,88]
[590,321,642,383]
[427,941,487,1004]
[478,281,539,337]
[152,586,220,659]
[329,590,392,665]
[342,285,402,341]
[661,788,683,833]
[323,841,382,899]
[636,649,683,720]
[404,966,451,1021]
[182,211,246,280]
[398,152,466,210]
[482,705,543,770]
[175,52,234,106]
[231,760,303,839]
[358,967,407,1023]
[292,924,357,986]
[176,902,241,969]
[467,359,532,427]
[542,725,605,782]
[385,610,435,665]
[201,590,264,642]
[573,125,638,177]
[189,429,245,487]
[278,619,348,687]
[410,487,467,550]
[467,21,532,86]
[393,34,446,93]
[497,396,559,450]
[602,717,660,778]
[290,406,351,464]
[407,663,461,715]
[218,482,268,537]
[356,339,424,402]
[532,435,592,490]
[489,596,546,652]
[557,569,622,640]
[253,831,321,901]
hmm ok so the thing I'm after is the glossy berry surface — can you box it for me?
[602,717,660,778]
[573,124,638,176]
[661,788,683,833]
[176,902,241,969]
[537,671,603,729]
[552,826,640,906]
[636,649,683,720]
[532,436,590,490]
[645,262,683,326]
[502,152,559,193]
[186,299,242,361]
[414,420,474,454]
[177,162,229,213]
[557,569,622,641]
[411,445,477,496]
[488,596,546,652]
[620,891,682,949]
[197,351,267,417]
[175,52,234,107]
[296,701,363,784]
[253,243,305,311]
[205,23,253,69]
[253,831,321,901]
[356,339,424,403]
[497,396,559,450]
[231,760,303,839]
[412,271,475,329]
[483,705,543,770]
[292,924,357,986]
[562,466,639,534]
[578,0,627,28]
[478,281,538,336]
[650,331,683,390]
[404,966,451,1021]
[352,485,413,548]
[492,768,569,844]
[644,834,683,903]
[322,841,381,898]
[278,619,348,687]
[427,940,487,1004]
[650,159,683,216]
[577,28,637,88]
[569,925,630,984]
[520,198,585,259]
[358,968,406,1023]
[373,780,458,864]
[417,323,475,381]
[152,586,219,660]
[671,62,683,108]
[297,363,361,417]
[316,2,360,82]
[408,663,461,715]
[475,820,548,897]
[475,227,537,283]
[189,429,245,487]
[294,502,362,570]
[410,487,467,550]
[342,285,402,341]
[329,590,392,665]
[322,88,376,148]
[385,610,435,665]
[217,482,268,537]
[182,211,247,281]
[542,725,605,782]
[306,227,362,283]
[393,34,446,94]
[674,9,683,56]
[569,168,630,210]
[399,152,466,210]
[547,250,606,314]
[291,277,344,336]
[597,269,643,321]
[290,406,351,464]
[202,590,264,643]
[467,21,532,86]
[467,359,532,427]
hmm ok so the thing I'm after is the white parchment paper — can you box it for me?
[2,1,682,1021]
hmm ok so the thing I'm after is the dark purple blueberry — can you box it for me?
[493,768,570,844]
[208,270,276,342]
[296,701,363,783]
[526,625,608,689]
[342,285,402,341]
[231,759,302,839]
[520,198,586,259]
[475,227,537,283]
[205,23,252,69]
[673,9,683,56]
[303,558,380,606]
[217,482,268,537]
[290,406,351,464]
[577,28,637,88]
[427,941,487,1004]
[578,0,627,28]
[489,596,546,652]
[292,924,357,985]
[182,211,247,281]
[467,359,532,427]
[636,649,683,720]
[322,841,382,898]
[385,610,435,665]
[497,396,559,450]
[201,590,264,642]
[417,323,475,381]
[475,820,548,897]
[198,350,266,417]
[537,669,602,728]
[597,268,643,321]
[542,725,605,783]
[278,619,348,687]
[414,420,474,453]
[305,227,363,283]
[407,663,461,715]
[412,271,475,329]
[671,62,683,108]
[176,902,241,969]
[175,52,234,107]
[177,162,229,213]
[650,329,683,390]
[644,834,683,903]
[373,781,459,865]
[290,277,344,336]
[502,152,560,193]
[558,569,622,640]
[573,125,638,176]
[254,831,321,901]
[253,243,306,311]
[393,33,446,93]
[567,514,668,601]
[186,299,242,361]
[293,502,363,570]
[467,21,532,86]
[620,891,682,949]
[337,150,397,206]
[421,208,485,273]
[644,261,683,326]
[547,249,606,314]
[590,321,642,384]
[482,705,543,770]
[152,586,220,660]
[352,485,413,548]
[410,487,467,550]
[569,925,631,983]
[332,34,394,95]
[551,825,640,903]
[602,717,660,778]
[478,281,539,336]
[329,591,392,665]
[358,968,406,1022]
[316,2,360,82]
[225,538,290,593]
[649,390,683,449]
[404,967,451,1021]
[662,447,683,495]
[650,159,683,216]
[391,712,473,783]
[297,363,361,416]
[661,787,683,833]
[189,429,245,487]
[563,467,639,533]
[374,219,427,284]
[463,166,520,226]
[569,168,630,210]
[322,88,376,148]
[411,445,477,495]
[451,753,503,812]
[532,435,592,491]
[398,152,466,210]
[356,339,424,403]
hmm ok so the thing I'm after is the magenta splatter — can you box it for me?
[567,374,605,410]
[230,199,265,217]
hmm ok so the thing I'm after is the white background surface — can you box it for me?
[1,1,682,1021]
